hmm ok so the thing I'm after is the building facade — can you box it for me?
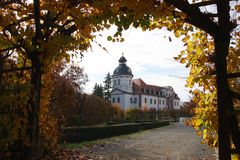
[111,55,181,110]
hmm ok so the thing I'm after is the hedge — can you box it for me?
[61,121,169,143]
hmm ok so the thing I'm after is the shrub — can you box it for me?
[125,108,143,121]
[76,94,114,126]
[125,107,157,121]
[112,103,124,121]
[62,121,170,143]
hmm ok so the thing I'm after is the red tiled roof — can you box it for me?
[132,78,161,94]
[132,78,180,100]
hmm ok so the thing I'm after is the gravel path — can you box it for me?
[74,123,216,160]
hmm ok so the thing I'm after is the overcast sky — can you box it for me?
[79,26,191,101]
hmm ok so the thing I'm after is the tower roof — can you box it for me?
[113,55,133,76]
[118,56,127,63]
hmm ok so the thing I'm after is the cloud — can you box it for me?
[81,26,190,101]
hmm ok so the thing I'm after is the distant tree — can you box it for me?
[93,83,104,98]
[180,100,196,117]
[64,65,88,93]
[49,61,88,126]
[103,72,112,101]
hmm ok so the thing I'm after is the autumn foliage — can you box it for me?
[1,0,240,159]
[74,94,114,126]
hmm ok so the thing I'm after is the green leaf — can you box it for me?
[107,36,112,41]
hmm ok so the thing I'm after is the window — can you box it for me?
[129,79,131,85]
[163,100,164,105]
[146,89,149,94]
[118,79,120,85]
[113,80,116,86]
[117,97,120,103]
[144,98,147,103]
[160,92,163,96]
[134,98,137,103]
[150,99,152,104]
[112,97,115,103]
[151,90,154,94]
[130,98,133,103]
[154,99,156,104]
[159,99,161,105]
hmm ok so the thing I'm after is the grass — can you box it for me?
[61,139,106,149]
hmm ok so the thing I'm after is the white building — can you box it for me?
[111,55,180,110]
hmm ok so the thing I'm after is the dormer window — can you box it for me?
[151,90,154,94]
[146,89,149,94]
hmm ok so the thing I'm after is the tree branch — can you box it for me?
[0,0,19,8]
[165,0,218,36]
[33,0,41,45]
[1,50,14,60]
[227,73,240,78]
[0,44,21,54]
[191,0,217,8]
[230,90,240,100]
[3,66,32,73]
[3,15,34,31]
[230,149,240,154]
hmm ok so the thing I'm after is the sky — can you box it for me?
[79,26,191,102]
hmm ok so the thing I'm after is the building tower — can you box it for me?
[112,55,133,93]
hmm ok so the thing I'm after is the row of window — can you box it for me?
[174,101,179,106]
[113,79,131,86]
[144,98,165,105]
[143,89,172,97]
[112,97,120,103]
[112,97,137,104]
[112,97,171,106]
[142,89,178,98]
[130,97,137,104]
[142,89,163,96]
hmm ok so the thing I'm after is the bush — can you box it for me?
[62,121,170,143]
[74,94,114,126]
[125,108,144,121]
[112,103,124,121]
[125,107,158,121]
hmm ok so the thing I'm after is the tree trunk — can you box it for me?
[0,54,3,93]
[28,54,42,160]
[27,0,42,158]
[214,33,231,160]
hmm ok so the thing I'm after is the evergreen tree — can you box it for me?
[93,83,104,98]
[103,72,112,101]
